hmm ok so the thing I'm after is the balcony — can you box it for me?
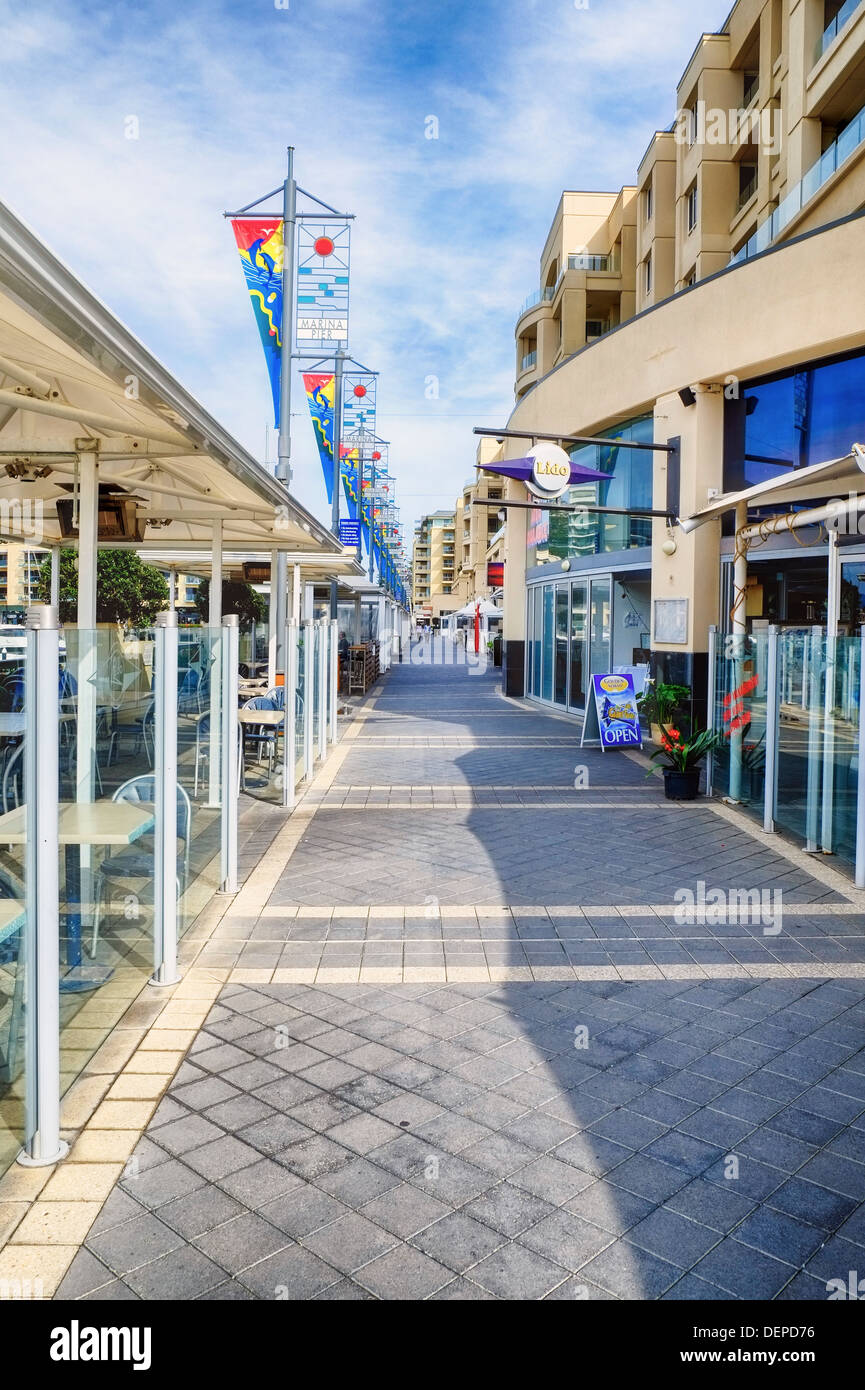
[519,286,554,317]
[520,349,537,372]
[817,0,864,60]
[566,252,619,273]
[730,100,865,264]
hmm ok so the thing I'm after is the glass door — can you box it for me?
[554,586,568,705]
[541,585,554,701]
[568,581,588,709]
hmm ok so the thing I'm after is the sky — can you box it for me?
[0,0,732,540]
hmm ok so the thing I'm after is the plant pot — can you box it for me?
[662,767,701,801]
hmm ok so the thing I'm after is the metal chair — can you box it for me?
[2,742,23,814]
[242,695,279,777]
[0,868,24,1083]
[89,774,191,957]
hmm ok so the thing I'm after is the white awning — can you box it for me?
[679,446,865,534]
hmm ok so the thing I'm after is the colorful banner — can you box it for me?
[296,221,350,351]
[230,218,284,426]
[302,373,336,503]
[342,374,376,435]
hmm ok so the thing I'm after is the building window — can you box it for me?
[738,163,758,208]
[686,182,698,233]
[644,182,653,222]
[644,253,652,295]
[687,103,698,146]
[743,70,759,106]
[683,266,697,287]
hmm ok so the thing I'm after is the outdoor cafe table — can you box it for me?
[237,706,284,790]
[0,800,154,991]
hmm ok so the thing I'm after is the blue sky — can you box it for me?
[0,0,731,535]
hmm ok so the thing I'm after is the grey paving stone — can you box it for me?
[184,1136,264,1181]
[626,1206,721,1266]
[119,1158,207,1211]
[463,1182,557,1237]
[193,1212,292,1275]
[580,1238,685,1299]
[157,1184,245,1239]
[237,1245,340,1300]
[517,1209,613,1270]
[215,1158,303,1208]
[55,1248,116,1299]
[258,1183,350,1238]
[469,1242,569,1299]
[302,1212,398,1273]
[693,1238,797,1299]
[410,1211,505,1272]
[358,1183,451,1239]
[87,1212,185,1276]
[355,1244,452,1300]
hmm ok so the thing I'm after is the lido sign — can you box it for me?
[527,444,572,500]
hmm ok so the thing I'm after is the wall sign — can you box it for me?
[654,597,689,644]
[527,444,573,500]
[582,672,642,751]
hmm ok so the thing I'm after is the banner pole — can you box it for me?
[331,351,345,620]
[277,146,296,485]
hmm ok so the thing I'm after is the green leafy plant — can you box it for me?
[195,578,267,627]
[648,722,724,774]
[37,548,169,626]
[637,679,691,726]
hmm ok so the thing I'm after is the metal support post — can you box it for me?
[763,626,780,833]
[318,619,327,761]
[329,618,338,744]
[303,620,314,780]
[220,616,239,894]
[283,620,299,809]
[152,611,180,986]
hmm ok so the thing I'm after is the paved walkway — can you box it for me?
[54,647,865,1299]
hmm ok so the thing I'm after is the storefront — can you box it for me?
[523,415,653,713]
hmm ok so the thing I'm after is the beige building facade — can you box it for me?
[412,509,458,623]
[499,0,865,731]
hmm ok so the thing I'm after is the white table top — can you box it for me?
[0,801,154,846]
[238,708,284,726]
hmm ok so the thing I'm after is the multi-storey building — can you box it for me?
[496,0,865,875]
[453,442,507,607]
[0,544,46,613]
[411,509,458,624]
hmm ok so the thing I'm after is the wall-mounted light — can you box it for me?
[678,386,697,408]
[561,559,571,572]
[661,533,677,557]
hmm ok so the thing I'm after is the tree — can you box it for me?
[194,578,267,628]
[37,549,169,626]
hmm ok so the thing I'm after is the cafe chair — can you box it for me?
[89,774,191,958]
[242,695,279,778]
[0,869,24,1084]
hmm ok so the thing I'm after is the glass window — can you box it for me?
[589,578,612,684]
[725,348,865,492]
[569,582,588,709]
[554,586,568,705]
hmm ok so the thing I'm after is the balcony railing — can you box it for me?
[737,169,758,208]
[567,253,617,272]
[818,0,864,59]
[518,286,554,317]
[585,320,612,341]
[730,100,865,266]
[520,349,538,372]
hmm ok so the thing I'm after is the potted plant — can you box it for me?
[648,723,723,800]
[637,679,691,743]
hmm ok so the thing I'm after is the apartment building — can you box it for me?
[495,0,865,880]
[411,509,458,624]
[0,543,45,613]
[453,441,507,607]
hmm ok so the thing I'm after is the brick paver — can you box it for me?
[54,646,865,1299]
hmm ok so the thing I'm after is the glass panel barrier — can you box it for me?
[0,631,28,1176]
[175,628,224,930]
[711,633,766,808]
[58,627,158,1106]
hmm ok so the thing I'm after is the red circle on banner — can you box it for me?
[314,236,335,257]
[372,451,381,460]
[353,384,367,398]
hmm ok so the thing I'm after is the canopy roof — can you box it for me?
[679,447,864,534]
[0,199,356,566]
[453,599,503,617]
